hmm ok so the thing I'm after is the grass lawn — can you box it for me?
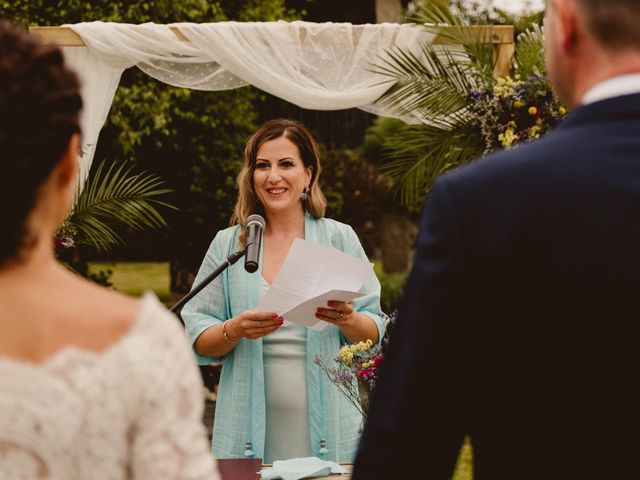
[89,261,170,303]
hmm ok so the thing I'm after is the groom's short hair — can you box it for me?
[577,0,640,50]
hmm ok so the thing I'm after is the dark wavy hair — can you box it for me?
[0,21,82,264]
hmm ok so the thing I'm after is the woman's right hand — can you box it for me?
[226,310,284,340]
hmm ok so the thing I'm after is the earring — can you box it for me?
[300,186,310,201]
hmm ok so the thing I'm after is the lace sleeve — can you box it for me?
[129,303,221,480]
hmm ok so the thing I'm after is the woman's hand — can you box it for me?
[315,300,379,343]
[227,310,284,340]
[315,300,355,325]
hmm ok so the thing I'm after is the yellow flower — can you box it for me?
[498,128,519,148]
[529,125,542,138]
[528,106,538,116]
[513,100,523,109]
[558,106,566,115]
[338,346,354,365]
[354,340,373,352]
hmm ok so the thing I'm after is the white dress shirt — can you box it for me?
[582,73,640,105]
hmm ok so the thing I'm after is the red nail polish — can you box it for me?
[272,313,278,318]
[278,317,284,323]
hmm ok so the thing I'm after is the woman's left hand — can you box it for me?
[316,300,355,325]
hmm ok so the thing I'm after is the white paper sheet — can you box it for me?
[256,238,373,330]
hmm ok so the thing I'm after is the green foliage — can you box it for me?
[2,0,219,25]
[5,0,304,268]
[371,2,556,206]
[515,23,546,77]
[102,76,259,265]
[233,0,299,21]
[86,267,114,287]
[377,269,408,314]
[70,159,175,251]
[89,261,170,301]
[362,117,406,167]
[385,122,480,205]
[319,147,395,255]
[408,0,496,81]
[1,0,299,25]
[435,0,545,35]
[375,40,479,122]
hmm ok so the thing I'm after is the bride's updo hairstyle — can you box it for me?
[231,119,327,246]
[0,21,82,264]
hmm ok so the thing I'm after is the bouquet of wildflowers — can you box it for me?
[314,340,383,421]
[372,6,567,206]
[469,74,566,153]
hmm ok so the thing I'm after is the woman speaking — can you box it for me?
[182,119,387,464]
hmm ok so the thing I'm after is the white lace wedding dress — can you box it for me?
[0,293,220,480]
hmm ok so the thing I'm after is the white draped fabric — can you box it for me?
[61,47,125,190]
[61,21,434,183]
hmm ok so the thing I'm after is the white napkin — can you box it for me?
[260,457,346,480]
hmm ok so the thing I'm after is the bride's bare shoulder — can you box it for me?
[65,277,147,350]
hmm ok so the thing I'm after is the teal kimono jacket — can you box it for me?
[182,215,388,462]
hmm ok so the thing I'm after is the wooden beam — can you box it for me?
[432,25,514,45]
[29,26,84,46]
[28,25,188,45]
[29,24,514,76]
[30,24,513,46]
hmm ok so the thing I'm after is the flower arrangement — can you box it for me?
[372,10,568,206]
[314,340,383,421]
[54,221,76,258]
[469,74,567,153]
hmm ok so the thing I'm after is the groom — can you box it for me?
[353,0,640,478]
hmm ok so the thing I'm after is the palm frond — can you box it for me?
[409,0,460,27]
[382,122,483,205]
[374,48,475,122]
[372,2,549,207]
[409,1,497,82]
[515,24,546,78]
[69,160,176,251]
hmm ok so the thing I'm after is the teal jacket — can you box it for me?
[182,215,388,462]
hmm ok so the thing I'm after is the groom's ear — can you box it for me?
[557,0,580,54]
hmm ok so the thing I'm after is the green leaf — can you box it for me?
[68,160,176,251]
[381,122,483,206]
[515,23,546,78]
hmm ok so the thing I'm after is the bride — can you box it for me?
[0,21,220,479]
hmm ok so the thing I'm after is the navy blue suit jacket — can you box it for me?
[353,93,640,479]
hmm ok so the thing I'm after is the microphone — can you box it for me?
[244,214,265,273]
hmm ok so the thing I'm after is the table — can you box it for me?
[217,459,353,479]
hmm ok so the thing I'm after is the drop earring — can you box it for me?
[300,185,310,201]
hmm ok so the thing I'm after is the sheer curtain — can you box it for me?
[61,46,125,189]
[62,21,434,182]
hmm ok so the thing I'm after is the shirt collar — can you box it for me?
[582,73,640,105]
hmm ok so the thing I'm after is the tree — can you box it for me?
[3,0,303,297]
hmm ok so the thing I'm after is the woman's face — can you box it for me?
[253,135,312,217]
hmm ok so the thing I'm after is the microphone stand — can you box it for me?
[170,249,245,315]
